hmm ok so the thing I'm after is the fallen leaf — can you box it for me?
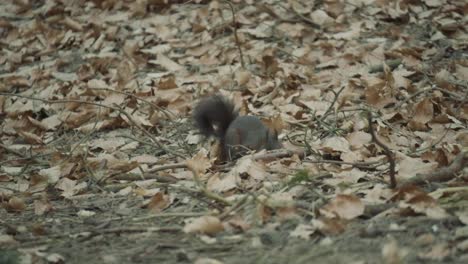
[183,216,224,235]
[320,194,365,220]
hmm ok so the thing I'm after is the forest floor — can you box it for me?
[1,0,467,263]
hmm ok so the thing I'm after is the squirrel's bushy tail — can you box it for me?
[193,95,238,139]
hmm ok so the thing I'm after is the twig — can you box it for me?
[367,111,397,188]
[396,85,466,109]
[110,163,187,182]
[259,4,320,30]
[287,6,321,29]
[252,148,308,161]
[112,104,186,159]
[319,86,347,123]
[413,127,449,154]
[88,87,176,119]
[429,186,468,200]
[304,158,382,169]
[219,194,250,220]
[13,225,181,246]
[224,0,245,68]
[132,212,212,222]
[148,162,187,172]
[187,161,232,206]
[395,87,432,108]
[77,226,181,242]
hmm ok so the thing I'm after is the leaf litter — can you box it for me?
[0,0,467,263]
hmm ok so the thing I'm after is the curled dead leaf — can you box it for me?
[18,131,43,145]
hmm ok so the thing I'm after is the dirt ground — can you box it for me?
[2,192,467,264]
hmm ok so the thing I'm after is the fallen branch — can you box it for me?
[252,148,307,160]
[401,151,468,187]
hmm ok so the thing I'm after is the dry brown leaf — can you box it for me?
[63,16,83,31]
[456,211,468,225]
[146,192,171,213]
[311,217,347,235]
[38,164,74,184]
[325,168,367,185]
[234,158,268,181]
[320,194,365,220]
[408,98,433,130]
[150,54,184,72]
[382,238,408,264]
[186,149,211,177]
[206,172,239,193]
[400,194,448,219]
[5,197,26,212]
[17,131,43,145]
[34,199,53,215]
[319,136,350,153]
[0,232,17,246]
[396,152,437,180]
[347,131,372,149]
[418,243,451,261]
[56,178,87,199]
[183,216,224,235]
[235,70,251,86]
[289,224,315,240]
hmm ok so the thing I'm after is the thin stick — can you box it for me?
[367,112,397,188]
[88,87,176,119]
[187,162,232,206]
[148,162,187,172]
[224,0,245,68]
[132,212,212,222]
[319,86,347,123]
[304,159,382,168]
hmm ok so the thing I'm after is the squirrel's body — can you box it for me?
[193,95,281,160]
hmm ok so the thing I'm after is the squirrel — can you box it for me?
[193,95,282,161]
